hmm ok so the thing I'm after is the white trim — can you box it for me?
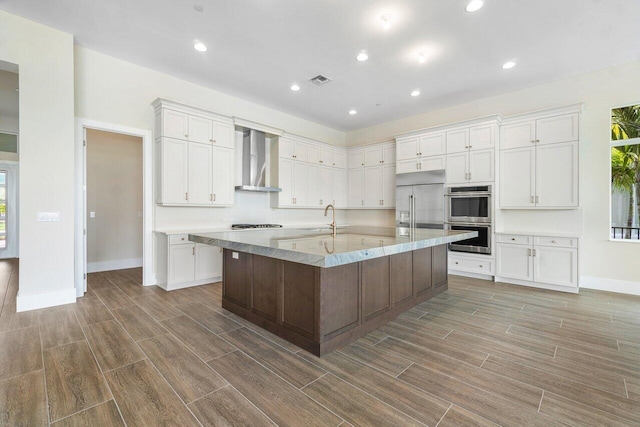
[158,276,222,291]
[580,276,640,296]
[501,103,584,124]
[449,271,494,281]
[151,98,231,123]
[233,117,284,136]
[0,162,19,259]
[75,118,156,299]
[495,276,579,294]
[395,114,502,140]
[16,287,76,312]
[87,258,143,273]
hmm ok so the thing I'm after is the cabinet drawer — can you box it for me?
[534,236,577,248]
[169,234,190,244]
[496,234,532,245]
[449,256,495,275]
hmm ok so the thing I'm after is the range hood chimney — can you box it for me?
[235,128,282,192]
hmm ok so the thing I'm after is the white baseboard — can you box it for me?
[449,271,494,281]
[87,258,142,273]
[495,276,579,294]
[16,287,77,312]
[580,276,640,296]
[157,276,222,291]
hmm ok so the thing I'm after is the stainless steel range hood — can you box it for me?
[235,128,282,192]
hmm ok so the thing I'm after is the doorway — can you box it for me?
[75,119,153,297]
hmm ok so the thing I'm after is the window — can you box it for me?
[611,104,640,240]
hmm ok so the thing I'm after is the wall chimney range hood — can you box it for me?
[235,128,282,192]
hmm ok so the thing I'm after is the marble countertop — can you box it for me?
[189,226,478,268]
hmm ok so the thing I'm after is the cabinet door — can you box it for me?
[397,159,420,174]
[195,244,222,280]
[500,121,536,150]
[536,113,579,146]
[161,138,189,204]
[382,164,396,207]
[332,168,348,207]
[496,243,533,281]
[293,161,308,206]
[382,145,396,164]
[420,155,446,171]
[213,121,234,149]
[279,138,294,159]
[307,164,320,206]
[169,244,195,284]
[396,138,419,161]
[419,132,446,157]
[332,150,347,168]
[364,166,383,207]
[469,124,495,150]
[212,147,234,205]
[535,141,578,208]
[446,152,468,184]
[446,128,470,154]
[320,147,333,166]
[188,142,213,204]
[500,147,535,208]
[364,147,383,167]
[348,168,364,207]
[319,166,333,206]
[348,150,365,168]
[468,149,494,182]
[163,109,189,140]
[534,246,578,288]
[307,145,320,164]
[188,115,213,144]
[293,142,308,162]
[278,158,294,206]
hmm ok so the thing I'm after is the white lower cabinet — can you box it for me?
[156,233,222,290]
[448,253,495,276]
[496,233,578,292]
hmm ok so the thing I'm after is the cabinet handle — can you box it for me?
[185,134,189,138]
[320,199,323,205]
[528,248,532,256]
[192,247,195,255]
[535,195,539,203]
[532,249,536,257]
[530,195,534,204]
[213,194,216,202]
[210,194,213,202]
[535,139,540,143]
[333,199,335,205]
[361,200,364,206]
[469,145,472,149]
[320,160,323,163]
[185,192,188,201]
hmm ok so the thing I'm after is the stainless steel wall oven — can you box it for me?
[446,185,492,255]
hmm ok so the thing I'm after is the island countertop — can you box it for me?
[189,226,477,268]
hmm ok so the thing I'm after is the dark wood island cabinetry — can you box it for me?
[221,245,448,356]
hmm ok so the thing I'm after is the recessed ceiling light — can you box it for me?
[290,84,300,91]
[349,109,357,115]
[411,90,421,97]
[193,41,207,52]
[356,52,369,62]
[465,0,484,12]
[502,61,516,69]
[417,52,427,64]
[380,13,392,30]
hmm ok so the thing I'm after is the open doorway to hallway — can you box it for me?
[85,129,143,284]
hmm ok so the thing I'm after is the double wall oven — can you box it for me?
[446,185,492,255]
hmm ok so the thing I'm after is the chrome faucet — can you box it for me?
[324,204,337,237]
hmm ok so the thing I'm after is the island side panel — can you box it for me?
[361,257,391,322]
[223,249,252,308]
[251,255,281,323]
[282,261,318,340]
[413,247,433,296]
[390,252,413,305]
[432,244,448,288]
[318,263,359,341]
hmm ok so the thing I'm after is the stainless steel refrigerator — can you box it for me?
[396,170,445,231]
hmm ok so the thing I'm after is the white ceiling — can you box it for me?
[1,0,639,131]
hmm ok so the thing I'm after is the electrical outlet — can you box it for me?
[232,252,239,259]
[89,211,96,218]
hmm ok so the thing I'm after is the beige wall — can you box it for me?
[346,61,640,286]
[86,129,142,269]
[0,11,75,300]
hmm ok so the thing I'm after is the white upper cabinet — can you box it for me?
[469,149,495,183]
[469,124,495,151]
[445,152,468,184]
[420,133,446,157]
[279,138,308,161]
[348,150,365,168]
[332,150,347,168]
[307,145,334,166]
[153,99,236,207]
[364,146,384,167]
[499,105,581,209]
[446,128,470,154]
[307,144,320,164]
[319,147,333,165]
[396,138,419,160]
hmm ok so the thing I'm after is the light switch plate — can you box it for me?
[37,212,61,222]
[89,211,96,218]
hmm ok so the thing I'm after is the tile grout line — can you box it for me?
[37,323,51,426]
[623,379,629,399]
[440,329,454,340]
[434,403,452,427]
[394,361,414,378]
[537,390,545,413]
[299,371,329,390]
[225,383,280,427]
[553,346,557,359]
[479,354,490,368]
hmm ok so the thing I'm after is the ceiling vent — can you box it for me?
[309,74,332,86]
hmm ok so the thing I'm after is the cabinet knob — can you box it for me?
[333,162,336,166]
[210,139,213,142]
[455,261,459,264]
[551,240,557,243]
[511,238,515,241]
[185,134,188,138]
[479,265,483,268]
[361,163,364,166]
[531,139,536,144]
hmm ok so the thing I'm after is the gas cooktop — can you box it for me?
[231,224,283,230]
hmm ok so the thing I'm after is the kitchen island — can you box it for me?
[190,226,477,356]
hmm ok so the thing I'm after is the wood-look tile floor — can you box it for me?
[1,258,639,426]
